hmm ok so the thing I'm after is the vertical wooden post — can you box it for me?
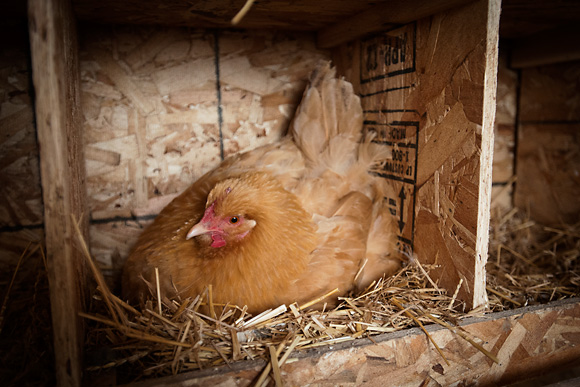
[474,0,501,308]
[28,0,88,386]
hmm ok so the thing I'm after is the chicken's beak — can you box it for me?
[186,222,210,240]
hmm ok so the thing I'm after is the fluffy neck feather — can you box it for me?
[181,172,317,311]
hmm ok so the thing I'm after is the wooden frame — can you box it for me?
[26,0,562,386]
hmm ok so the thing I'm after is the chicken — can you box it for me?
[122,62,400,313]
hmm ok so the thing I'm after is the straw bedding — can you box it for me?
[0,243,55,386]
[80,208,579,382]
[486,208,580,311]
[1,207,578,384]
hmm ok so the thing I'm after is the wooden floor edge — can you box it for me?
[117,297,580,386]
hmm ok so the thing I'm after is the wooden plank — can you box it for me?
[28,0,88,386]
[122,298,580,386]
[475,0,501,308]
[500,0,580,39]
[317,0,475,48]
[511,25,580,69]
[72,0,390,31]
[334,0,500,309]
[71,0,580,41]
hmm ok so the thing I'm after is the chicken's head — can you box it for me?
[185,178,258,248]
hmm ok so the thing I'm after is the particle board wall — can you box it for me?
[333,0,500,309]
[80,27,330,274]
[0,29,43,230]
[514,60,580,225]
[0,22,45,316]
[490,51,517,213]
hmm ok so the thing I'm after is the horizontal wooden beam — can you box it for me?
[317,0,475,48]
[511,24,580,68]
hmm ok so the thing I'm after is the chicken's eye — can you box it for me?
[229,216,239,224]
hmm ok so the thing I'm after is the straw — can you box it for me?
[79,207,579,381]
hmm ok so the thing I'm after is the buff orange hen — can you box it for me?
[122,62,400,313]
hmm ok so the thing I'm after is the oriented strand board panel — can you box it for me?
[80,27,329,274]
[515,123,580,225]
[0,228,44,269]
[90,218,153,289]
[335,0,500,309]
[218,30,328,158]
[515,60,580,225]
[517,61,580,122]
[317,0,475,48]
[0,30,43,228]
[81,27,219,220]
[124,298,580,386]
[72,0,477,50]
[490,51,518,213]
[493,52,517,184]
[0,25,45,283]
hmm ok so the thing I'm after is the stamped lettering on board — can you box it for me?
[360,23,415,83]
[360,23,418,254]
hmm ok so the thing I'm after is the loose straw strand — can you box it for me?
[231,0,255,25]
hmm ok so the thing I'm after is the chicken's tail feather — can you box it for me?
[290,61,364,174]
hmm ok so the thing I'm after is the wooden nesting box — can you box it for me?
[1,0,574,385]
